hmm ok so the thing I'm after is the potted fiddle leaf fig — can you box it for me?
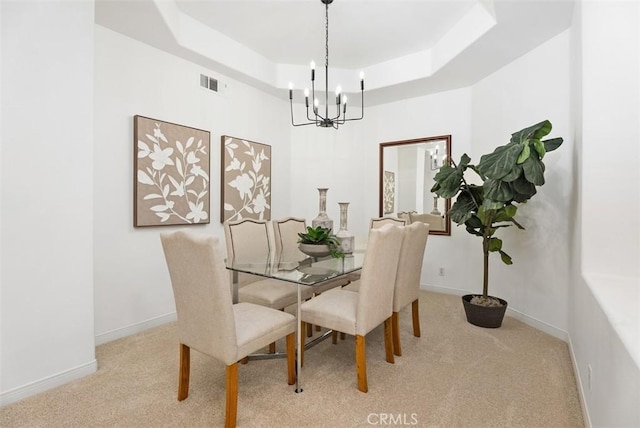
[431,120,563,328]
[297,226,344,259]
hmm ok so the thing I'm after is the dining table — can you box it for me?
[226,249,366,392]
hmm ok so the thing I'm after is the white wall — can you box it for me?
[569,1,640,427]
[93,26,292,343]
[470,31,573,333]
[0,1,96,403]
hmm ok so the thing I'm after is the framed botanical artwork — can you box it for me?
[383,170,395,214]
[134,115,211,227]
[221,136,271,223]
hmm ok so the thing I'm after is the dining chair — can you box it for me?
[272,217,350,337]
[397,211,416,224]
[343,217,407,284]
[341,221,428,356]
[389,221,429,356]
[299,224,404,393]
[408,212,444,230]
[224,219,313,353]
[160,231,296,428]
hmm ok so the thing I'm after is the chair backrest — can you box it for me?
[409,212,444,230]
[356,224,404,336]
[370,217,406,229]
[223,219,272,287]
[393,222,430,312]
[160,231,237,364]
[272,217,306,260]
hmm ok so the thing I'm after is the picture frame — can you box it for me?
[383,170,395,214]
[133,115,211,227]
[221,136,271,223]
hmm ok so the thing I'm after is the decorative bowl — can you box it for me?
[298,243,331,258]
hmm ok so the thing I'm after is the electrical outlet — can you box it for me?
[438,267,445,276]
[588,364,593,390]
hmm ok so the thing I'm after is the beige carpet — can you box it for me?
[0,291,583,427]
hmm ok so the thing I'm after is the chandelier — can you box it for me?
[289,0,364,129]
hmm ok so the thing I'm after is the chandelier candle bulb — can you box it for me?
[310,61,315,81]
[288,82,293,100]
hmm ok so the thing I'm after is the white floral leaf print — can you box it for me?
[186,137,194,149]
[149,145,174,170]
[138,141,151,158]
[176,158,183,176]
[162,184,169,197]
[198,189,208,199]
[186,201,207,223]
[196,138,202,149]
[245,206,254,214]
[240,161,246,171]
[176,140,184,154]
[225,146,235,158]
[151,205,168,212]
[185,176,195,186]
[224,203,234,211]
[242,140,251,148]
[168,176,184,197]
[186,152,200,164]
[138,170,154,185]
[252,159,262,173]
[187,190,199,197]
[143,193,162,200]
[146,134,158,144]
[156,212,171,222]
[190,165,209,180]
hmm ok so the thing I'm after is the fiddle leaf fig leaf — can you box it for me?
[484,179,515,202]
[488,237,503,252]
[494,205,517,222]
[499,250,513,265]
[448,192,476,224]
[516,143,531,164]
[511,120,552,144]
[431,164,463,198]
[532,139,546,159]
[477,143,524,180]
[543,137,563,153]
[512,175,537,202]
[500,164,523,182]
[522,155,545,185]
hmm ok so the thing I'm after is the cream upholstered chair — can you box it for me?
[299,224,404,393]
[160,231,296,428]
[397,211,415,224]
[344,217,407,284]
[409,212,444,230]
[370,216,407,229]
[224,219,313,353]
[390,221,429,356]
[272,217,350,337]
[224,219,313,309]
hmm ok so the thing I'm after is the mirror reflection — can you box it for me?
[379,135,451,236]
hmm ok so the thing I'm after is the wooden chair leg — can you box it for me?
[300,321,306,367]
[412,299,421,337]
[332,330,338,344]
[306,323,313,337]
[315,324,321,332]
[340,332,346,340]
[286,333,296,385]
[384,317,395,364]
[355,335,368,393]
[225,363,238,428]
[240,357,249,364]
[269,342,276,354]
[392,312,402,357]
[178,343,190,401]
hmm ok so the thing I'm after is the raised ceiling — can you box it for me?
[95,0,575,105]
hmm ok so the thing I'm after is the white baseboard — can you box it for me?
[567,335,592,428]
[95,311,177,346]
[0,359,97,407]
[421,284,568,341]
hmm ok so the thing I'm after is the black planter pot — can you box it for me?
[461,294,508,328]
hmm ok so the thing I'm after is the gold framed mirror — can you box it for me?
[379,135,452,236]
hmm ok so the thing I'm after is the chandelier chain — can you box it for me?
[325,2,329,69]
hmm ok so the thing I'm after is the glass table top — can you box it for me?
[226,250,365,286]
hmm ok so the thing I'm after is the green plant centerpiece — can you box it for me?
[297,225,344,259]
[431,120,563,327]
